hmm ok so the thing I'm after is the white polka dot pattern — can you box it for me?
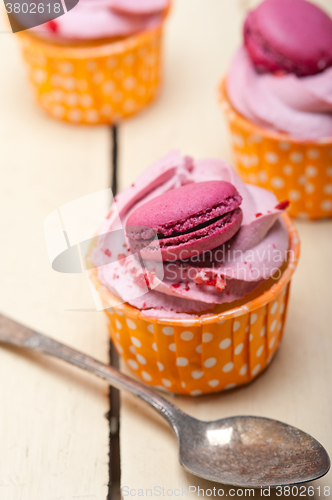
[103,279,292,395]
[250,313,258,325]
[128,359,139,370]
[222,362,234,373]
[162,326,174,336]
[234,343,244,355]
[129,345,136,355]
[130,336,141,348]
[141,371,152,382]
[265,152,279,164]
[136,354,147,365]
[190,390,202,396]
[202,332,213,343]
[176,357,189,367]
[219,338,231,350]
[180,330,194,341]
[232,321,241,332]
[204,358,217,368]
[239,364,248,376]
[251,364,261,376]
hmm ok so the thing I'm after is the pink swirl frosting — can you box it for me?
[35,0,168,41]
[227,47,332,140]
[91,151,290,318]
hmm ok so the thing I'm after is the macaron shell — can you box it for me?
[244,0,332,76]
[126,180,242,237]
[134,207,243,261]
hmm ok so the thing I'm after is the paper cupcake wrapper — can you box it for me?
[89,213,300,396]
[17,12,169,125]
[219,79,332,220]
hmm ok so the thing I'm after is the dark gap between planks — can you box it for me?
[108,125,121,500]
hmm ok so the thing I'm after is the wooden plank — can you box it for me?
[118,0,332,496]
[0,14,111,500]
[118,0,239,187]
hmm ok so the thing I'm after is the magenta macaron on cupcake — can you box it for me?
[126,180,243,261]
[88,151,299,396]
[219,0,332,219]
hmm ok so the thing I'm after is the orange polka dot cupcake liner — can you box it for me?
[219,79,332,220]
[89,213,299,396]
[16,9,169,125]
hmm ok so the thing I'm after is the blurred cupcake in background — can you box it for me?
[15,0,170,124]
[219,0,332,219]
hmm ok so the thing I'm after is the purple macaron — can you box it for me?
[126,181,243,261]
[244,0,332,77]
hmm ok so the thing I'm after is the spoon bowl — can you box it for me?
[177,415,330,487]
[0,313,330,487]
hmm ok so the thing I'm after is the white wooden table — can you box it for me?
[1,1,332,499]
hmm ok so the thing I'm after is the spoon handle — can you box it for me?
[0,313,183,434]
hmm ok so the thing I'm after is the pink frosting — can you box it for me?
[227,48,332,140]
[34,0,168,41]
[91,151,290,318]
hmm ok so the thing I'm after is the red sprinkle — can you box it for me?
[171,283,181,288]
[184,283,190,291]
[130,267,138,274]
[255,213,262,218]
[104,249,112,257]
[47,20,58,32]
[117,253,126,263]
[205,279,217,287]
[275,200,290,211]
[113,274,119,279]
[133,274,149,290]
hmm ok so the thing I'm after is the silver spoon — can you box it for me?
[0,313,329,488]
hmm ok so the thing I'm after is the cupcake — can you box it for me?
[88,151,299,395]
[219,0,332,220]
[15,0,170,124]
